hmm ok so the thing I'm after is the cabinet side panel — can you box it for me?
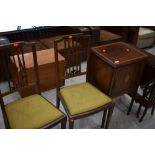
[88,54,113,94]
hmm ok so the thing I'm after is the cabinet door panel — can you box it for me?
[111,62,144,97]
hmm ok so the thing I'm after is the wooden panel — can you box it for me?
[88,54,113,94]
[111,61,145,97]
[27,61,65,91]
[12,48,64,68]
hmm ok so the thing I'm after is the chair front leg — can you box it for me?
[61,117,67,129]
[101,109,108,128]
[69,117,74,129]
[105,104,115,129]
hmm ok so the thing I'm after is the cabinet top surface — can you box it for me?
[91,42,148,67]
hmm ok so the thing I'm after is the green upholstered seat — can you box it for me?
[60,82,112,115]
[5,94,64,129]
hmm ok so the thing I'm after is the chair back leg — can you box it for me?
[151,106,155,115]
[137,104,142,118]
[127,97,135,115]
[139,107,148,122]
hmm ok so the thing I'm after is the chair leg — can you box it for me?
[137,104,142,118]
[101,109,108,128]
[139,107,148,122]
[127,97,135,115]
[69,118,74,129]
[61,117,67,129]
[56,96,60,108]
[105,105,114,129]
[151,106,155,115]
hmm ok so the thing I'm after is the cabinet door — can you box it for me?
[111,61,144,97]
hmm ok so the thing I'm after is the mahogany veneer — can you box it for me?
[87,42,148,98]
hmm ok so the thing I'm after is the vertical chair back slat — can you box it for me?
[54,33,90,82]
[0,41,40,99]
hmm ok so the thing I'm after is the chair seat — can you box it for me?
[5,94,64,129]
[60,82,112,116]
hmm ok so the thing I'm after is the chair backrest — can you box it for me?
[54,33,90,88]
[0,41,41,98]
[146,82,155,106]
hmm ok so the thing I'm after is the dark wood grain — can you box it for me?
[87,42,148,98]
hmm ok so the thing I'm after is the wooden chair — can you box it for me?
[127,51,155,122]
[0,41,67,129]
[137,82,155,122]
[54,33,115,129]
[128,82,155,122]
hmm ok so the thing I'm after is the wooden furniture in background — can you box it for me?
[87,42,148,98]
[100,30,123,45]
[9,48,65,93]
[101,26,140,45]
[0,26,92,81]
[2,26,142,81]
[0,41,67,129]
[0,36,10,81]
[133,82,155,122]
[54,33,115,129]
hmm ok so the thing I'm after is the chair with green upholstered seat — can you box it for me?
[54,33,115,129]
[0,41,67,129]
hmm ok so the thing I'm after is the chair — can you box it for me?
[0,41,67,129]
[127,51,155,122]
[137,82,155,122]
[128,82,155,122]
[54,33,114,129]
